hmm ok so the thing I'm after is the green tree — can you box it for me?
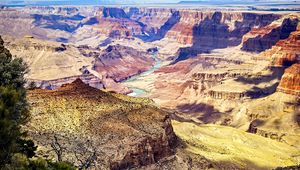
[0,36,36,168]
[0,36,76,170]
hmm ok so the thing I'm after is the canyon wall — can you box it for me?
[268,26,300,67]
[93,44,155,82]
[0,7,282,46]
[277,64,300,96]
[2,36,154,94]
[242,17,299,52]
[173,12,281,63]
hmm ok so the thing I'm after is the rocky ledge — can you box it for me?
[26,79,177,169]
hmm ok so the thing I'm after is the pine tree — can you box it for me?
[0,36,35,167]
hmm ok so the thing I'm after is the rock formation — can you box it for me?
[3,36,157,94]
[27,74,105,90]
[93,44,155,82]
[27,79,177,169]
[173,12,280,63]
[0,7,281,47]
[277,64,300,96]
[242,18,298,52]
[269,28,300,67]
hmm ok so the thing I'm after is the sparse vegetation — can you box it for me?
[0,36,76,169]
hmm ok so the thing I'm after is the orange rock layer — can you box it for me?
[271,29,300,66]
[277,63,300,96]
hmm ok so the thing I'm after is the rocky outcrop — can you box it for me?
[242,18,298,52]
[92,18,143,39]
[27,79,177,169]
[270,30,300,67]
[102,7,128,19]
[247,121,287,142]
[93,44,155,82]
[192,72,242,82]
[277,64,300,96]
[208,90,246,100]
[4,35,68,52]
[27,74,104,90]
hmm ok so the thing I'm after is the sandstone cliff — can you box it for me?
[173,12,280,63]
[277,64,300,96]
[270,27,300,67]
[242,17,298,52]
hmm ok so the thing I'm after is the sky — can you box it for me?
[2,0,181,4]
[1,0,300,5]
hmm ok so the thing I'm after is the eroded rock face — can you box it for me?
[93,44,155,82]
[242,18,298,52]
[3,36,148,94]
[0,7,281,46]
[166,11,280,45]
[27,74,105,90]
[173,12,280,63]
[27,79,177,169]
[126,7,175,40]
[277,64,300,96]
[270,30,300,67]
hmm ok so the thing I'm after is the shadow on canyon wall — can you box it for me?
[137,11,181,42]
[32,14,85,32]
[103,7,129,18]
[242,18,299,52]
[245,82,280,99]
[236,67,285,99]
[172,12,281,64]
[235,67,285,85]
[176,102,231,124]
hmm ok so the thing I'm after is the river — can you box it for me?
[123,53,161,97]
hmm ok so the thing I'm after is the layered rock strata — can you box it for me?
[173,12,280,63]
[242,18,299,52]
[277,64,300,96]
[93,44,155,82]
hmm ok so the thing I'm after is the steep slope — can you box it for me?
[166,11,280,46]
[263,22,300,67]
[26,79,177,169]
[277,64,300,96]
[0,7,282,47]
[172,12,280,63]
[242,17,298,52]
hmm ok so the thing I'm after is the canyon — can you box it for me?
[0,5,299,169]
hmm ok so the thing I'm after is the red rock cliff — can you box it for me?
[277,64,300,96]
